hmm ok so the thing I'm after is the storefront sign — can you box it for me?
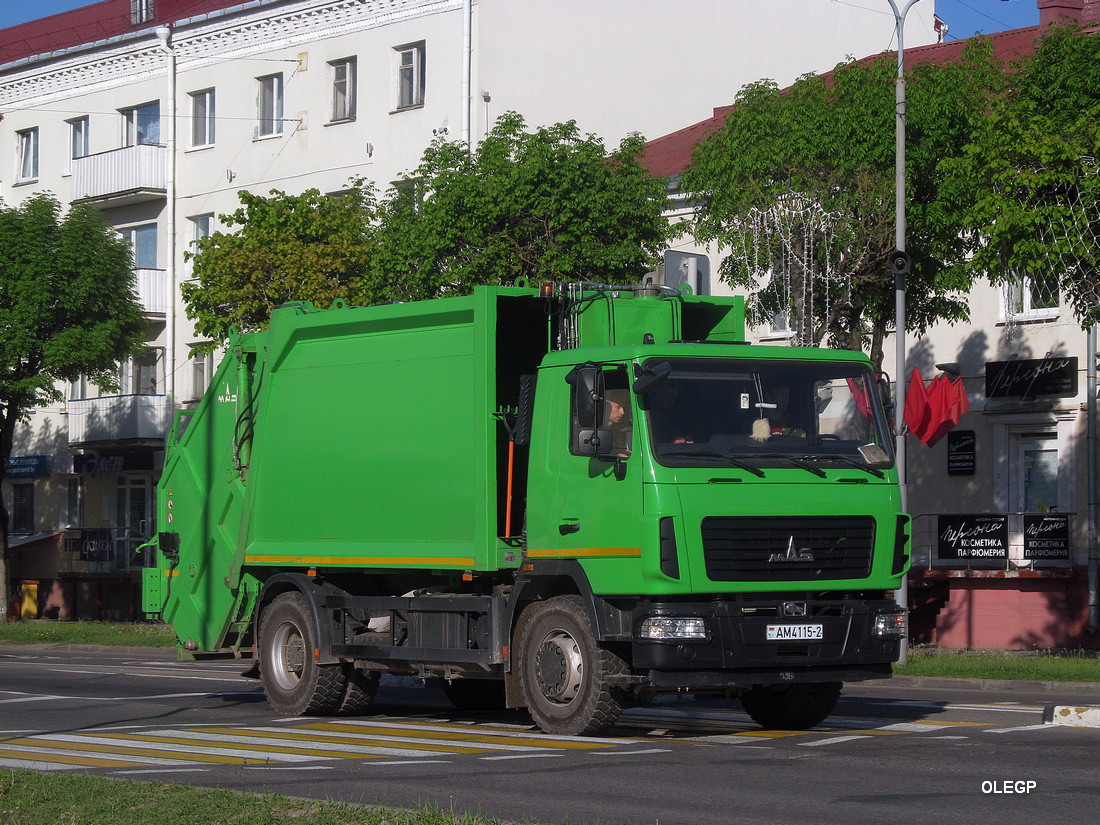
[985,357,1078,399]
[4,455,49,478]
[947,430,975,476]
[1023,514,1070,559]
[937,514,1009,559]
[73,451,154,474]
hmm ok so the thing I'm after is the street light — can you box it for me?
[886,0,923,665]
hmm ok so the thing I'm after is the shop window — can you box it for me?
[10,483,34,534]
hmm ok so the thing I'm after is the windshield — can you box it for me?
[640,358,894,472]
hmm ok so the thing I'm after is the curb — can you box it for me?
[1042,705,1100,728]
[889,675,1100,693]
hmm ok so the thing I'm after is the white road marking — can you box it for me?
[798,735,873,747]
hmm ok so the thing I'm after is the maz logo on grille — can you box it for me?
[768,537,815,563]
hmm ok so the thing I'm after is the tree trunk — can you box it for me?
[0,401,18,623]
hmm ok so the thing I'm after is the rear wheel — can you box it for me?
[517,595,626,736]
[259,592,346,716]
[335,666,380,716]
[739,682,842,730]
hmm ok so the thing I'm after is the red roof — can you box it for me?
[0,0,247,65]
[641,20,1093,179]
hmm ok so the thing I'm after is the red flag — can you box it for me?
[845,378,872,419]
[924,376,968,447]
[903,368,930,439]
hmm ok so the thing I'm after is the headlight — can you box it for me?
[873,610,908,638]
[638,616,709,641]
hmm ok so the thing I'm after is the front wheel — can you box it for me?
[517,595,626,736]
[739,682,842,730]
[259,592,347,716]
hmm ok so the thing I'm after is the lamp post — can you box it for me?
[886,0,922,664]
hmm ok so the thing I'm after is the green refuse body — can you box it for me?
[142,282,909,735]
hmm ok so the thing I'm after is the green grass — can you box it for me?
[895,647,1100,682]
[0,620,175,648]
[0,770,524,825]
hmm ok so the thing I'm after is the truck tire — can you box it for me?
[739,682,842,730]
[259,592,347,716]
[517,595,626,736]
[440,678,506,712]
[335,665,380,716]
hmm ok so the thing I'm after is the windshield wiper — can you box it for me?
[660,447,766,477]
[802,453,885,478]
[754,453,827,478]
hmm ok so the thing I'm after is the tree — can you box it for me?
[357,111,673,304]
[947,27,1100,326]
[0,194,146,620]
[182,186,377,348]
[680,39,1004,370]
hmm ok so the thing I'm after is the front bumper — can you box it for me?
[630,596,903,687]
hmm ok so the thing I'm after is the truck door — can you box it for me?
[528,364,644,589]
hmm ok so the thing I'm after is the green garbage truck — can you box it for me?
[142,281,909,735]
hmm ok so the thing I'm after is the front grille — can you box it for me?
[701,516,875,582]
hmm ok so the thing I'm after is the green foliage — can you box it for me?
[0,195,145,410]
[358,111,672,304]
[0,770,516,825]
[682,40,1003,366]
[0,620,175,647]
[183,114,671,344]
[946,26,1100,326]
[0,194,145,548]
[181,186,378,348]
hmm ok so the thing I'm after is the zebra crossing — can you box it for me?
[0,708,1016,774]
[0,718,643,773]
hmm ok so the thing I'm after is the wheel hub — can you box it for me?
[534,629,583,705]
[269,622,305,690]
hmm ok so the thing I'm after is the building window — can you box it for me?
[125,223,158,269]
[257,73,284,137]
[330,58,357,122]
[122,101,160,146]
[120,349,160,395]
[131,0,155,25]
[189,349,215,400]
[10,483,34,535]
[395,42,425,110]
[65,477,85,530]
[69,375,90,400]
[16,128,38,182]
[1004,270,1059,321]
[68,116,89,161]
[189,89,215,148]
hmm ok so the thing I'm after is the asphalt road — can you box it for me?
[1,644,1098,825]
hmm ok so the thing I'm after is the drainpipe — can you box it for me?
[461,0,472,147]
[1088,324,1097,633]
[156,26,177,429]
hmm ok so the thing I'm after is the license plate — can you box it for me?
[766,624,824,641]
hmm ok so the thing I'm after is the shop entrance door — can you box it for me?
[116,475,153,570]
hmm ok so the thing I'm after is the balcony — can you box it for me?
[71,144,166,206]
[135,268,167,315]
[67,394,168,447]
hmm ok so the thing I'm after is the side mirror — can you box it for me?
[566,365,608,456]
[877,372,895,417]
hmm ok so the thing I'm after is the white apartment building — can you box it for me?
[0,0,934,618]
